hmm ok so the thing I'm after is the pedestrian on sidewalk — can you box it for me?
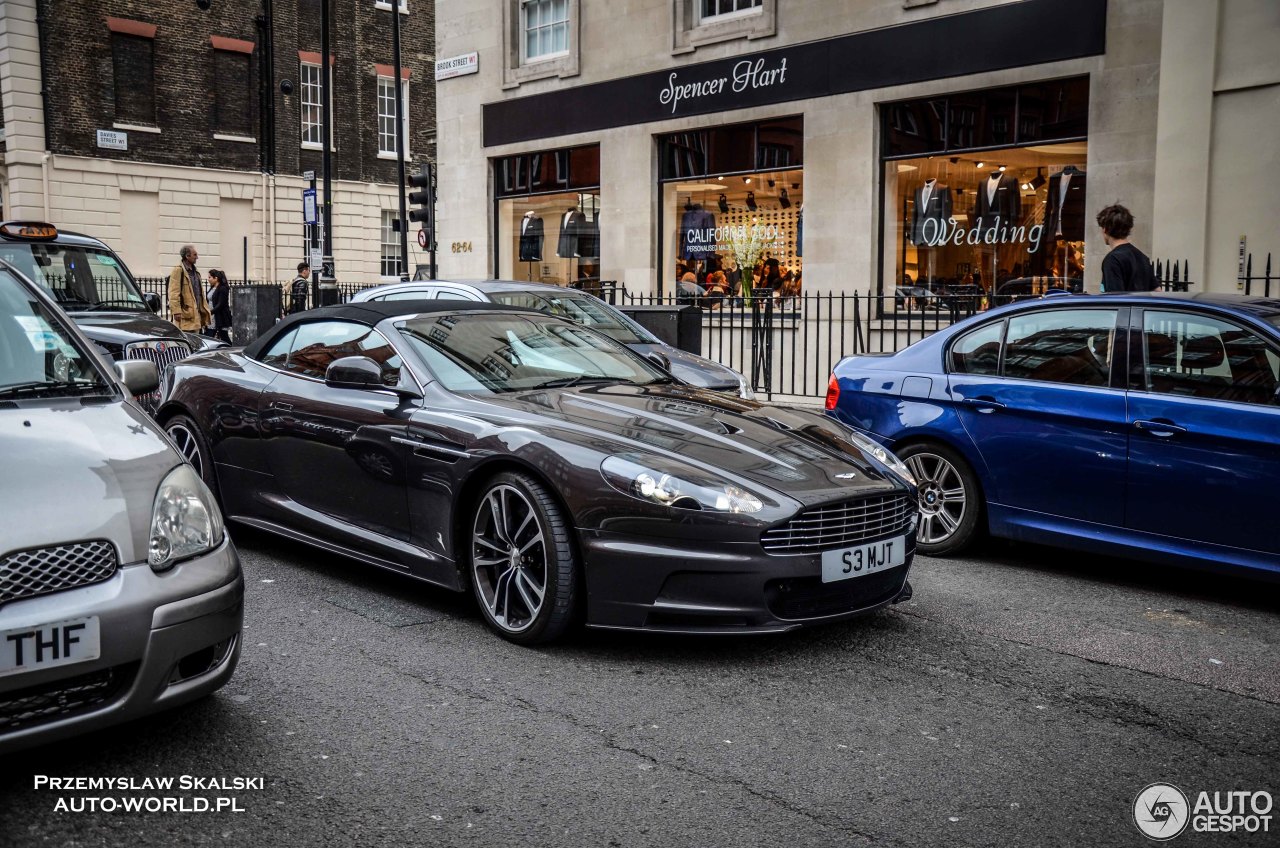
[289,262,311,314]
[167,245,211,333]
[207,268,233,343]
[1096,204,1158,292]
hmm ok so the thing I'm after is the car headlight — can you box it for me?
[843,430,917,487]
[734,370,755,401]
[600,455,763,514]
[149,464,225,572]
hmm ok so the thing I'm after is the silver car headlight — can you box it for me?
[600,455,763,514]
[149,464,225,572]
[844,430,917,487]
[734,370,755,401]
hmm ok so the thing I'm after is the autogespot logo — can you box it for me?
[1134,783,1190,841]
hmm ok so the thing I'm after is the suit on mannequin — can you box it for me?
[519,212,544,262]
[911,180,952,245]
[556,208,587,258]
[974,172,1021,233]
[679,203,718,260]
[578,213,600,259]
[1044,167,1087,241]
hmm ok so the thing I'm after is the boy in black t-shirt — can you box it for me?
[1096,204,1158,292]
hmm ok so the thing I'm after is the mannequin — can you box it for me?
[556,206,587,258]
[911,178,952,245]
[1045,165,1087,242]
[679,199,717,261]
[974,171,1021,234]
[519,210,544,262]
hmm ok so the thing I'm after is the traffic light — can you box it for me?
[408,165,434,244]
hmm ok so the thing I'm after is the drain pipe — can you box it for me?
[41,152,51,220]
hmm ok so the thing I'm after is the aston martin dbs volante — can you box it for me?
[157,301,919,644]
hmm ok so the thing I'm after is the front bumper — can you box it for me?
[578,529,915,633]
[0,538,244,755]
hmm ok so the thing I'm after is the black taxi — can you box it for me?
[0,222,222,411]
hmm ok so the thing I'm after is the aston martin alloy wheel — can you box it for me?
[164,413,220,502]
[469,472,578,644]
[899,442,981,556]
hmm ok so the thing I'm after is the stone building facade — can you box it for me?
[434,0,1279,296]
[0,0,436,281]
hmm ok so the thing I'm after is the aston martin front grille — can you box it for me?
[0,540,118,606]
[761,494,915,554]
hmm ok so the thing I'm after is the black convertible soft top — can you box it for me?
[241,299,539,361]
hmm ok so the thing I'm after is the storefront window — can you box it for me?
[881,78,1089,302]
[659,117,803,300]
[494,144,601,287]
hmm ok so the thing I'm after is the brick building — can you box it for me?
[0,0,435,282]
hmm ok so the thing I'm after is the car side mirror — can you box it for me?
[325,356,387,390]
[143,292,162,313]
[646,351,671,372]
[115,360,159,396]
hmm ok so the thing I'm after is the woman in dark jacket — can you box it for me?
[207,269,233,343]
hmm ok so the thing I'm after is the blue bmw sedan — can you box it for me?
[825,293,1280,578]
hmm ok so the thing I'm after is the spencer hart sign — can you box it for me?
[482,0,1108,147]
[660,58,790,115]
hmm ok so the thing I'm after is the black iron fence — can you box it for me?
[606,258,1196,400]
[133,277,378,321]
[1240,252,1276,297]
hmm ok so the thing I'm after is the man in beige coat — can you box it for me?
[168,245,211,332]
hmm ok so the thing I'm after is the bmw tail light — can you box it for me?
[825,374,840,411]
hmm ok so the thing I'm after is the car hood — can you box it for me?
[0,400,178,563]
[71,311,188,348]
[487,384,906,507]
[625,343,742,390]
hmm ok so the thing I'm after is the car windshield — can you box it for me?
[0,266,111,398]
[397,313,670,394]
[488,290,657,345]
[0,241,147,312]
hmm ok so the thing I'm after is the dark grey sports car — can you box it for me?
[157,301,919,644]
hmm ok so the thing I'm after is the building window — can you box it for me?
[111,34,156,125]
[658,118,804,299]
[374,0,409,12]
[880,77,1090,302]
[522,0,569,62]
[493,144,601,288]
[381,211,404,278]
[300,62,323,148]
[699,0,761,22]
[674,0,775,53]
[214,50,253,138]
[377,76,409,157]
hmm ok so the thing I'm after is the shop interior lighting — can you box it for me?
[1031,168,1046,190]
[743,177,752,184]
[998,165,1007,172]
[976,162,985,169]
[779,188,792,209]
[745,191,757,211]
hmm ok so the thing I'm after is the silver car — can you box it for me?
[351,279,753,396]
[0,261,242,754]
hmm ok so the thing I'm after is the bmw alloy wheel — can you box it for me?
[471,484,548,635]
[904,451,967,546]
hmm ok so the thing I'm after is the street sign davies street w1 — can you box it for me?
[303,189,318,225]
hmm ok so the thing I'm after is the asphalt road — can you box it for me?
[2,529,1277,848]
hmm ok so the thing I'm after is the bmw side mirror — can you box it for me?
[144,292,162,313]
[115,360,159,396]
[324,356,385,390]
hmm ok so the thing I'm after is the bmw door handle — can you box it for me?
[273,402,293,412]
[960,396,1005,413]
[1133,419,1187,437]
